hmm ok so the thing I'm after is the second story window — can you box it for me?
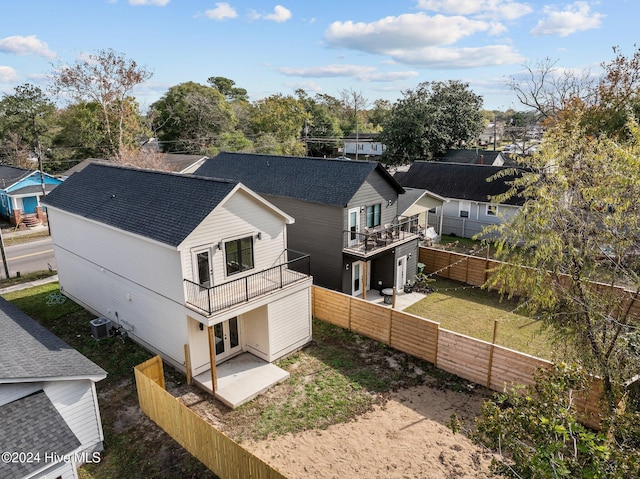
[366,203,381,228]
[225,236,254,276]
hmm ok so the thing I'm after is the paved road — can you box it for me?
[1,237,56,278]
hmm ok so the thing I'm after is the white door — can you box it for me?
[348,207,360,247]
[214,317,241,363]
[396,256,407,291]
[352,260,371,296]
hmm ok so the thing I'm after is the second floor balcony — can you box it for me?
[343,215,421,258]
[184,249,310,316]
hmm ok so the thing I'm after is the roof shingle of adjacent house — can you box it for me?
[0,165,33,188]
[396,161,525,206]
[194,152,403,207]
[0,296,105,381]
[43,163,239,247]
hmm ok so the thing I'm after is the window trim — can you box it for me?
[459,202,470,218]
[224,236,255,277]
[486,204,498,216]
[365,203,382,228]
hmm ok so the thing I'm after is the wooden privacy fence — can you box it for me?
[312,286,603,429]
[419,246,640,320]
[134,356,287,479]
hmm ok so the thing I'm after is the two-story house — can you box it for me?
[194,152,425,297]
[42,163,313,408]
[395,161,525,239]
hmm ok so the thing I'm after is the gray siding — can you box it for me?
[264,195,344,291]
[345,170,400,231]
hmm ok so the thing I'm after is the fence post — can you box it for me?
[486,319,498,388]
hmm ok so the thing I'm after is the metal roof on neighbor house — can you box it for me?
[0,296,106,381]
[194,152,404,207]
[0,390,81,479]
[43,163,239,247]
[395,161,525,206]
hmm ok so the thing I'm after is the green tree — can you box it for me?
[380,80,484,164]
[0,83,56,169]
[471,363,640,478]
[51,48,152,160]
[249,94,308,155]
[207,76,248,102]
[150,82,237,154]
[296,89,343,157]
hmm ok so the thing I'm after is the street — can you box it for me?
[1,237,56,279]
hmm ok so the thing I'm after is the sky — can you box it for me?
[0,0,637,112]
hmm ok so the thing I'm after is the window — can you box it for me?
[225,236,254,276]
[486,204,498,216]
[366,203,382,228]
[196,251,211,287]
[459,202,470,218]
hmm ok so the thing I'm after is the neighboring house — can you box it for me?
[342,133,386,159]
[194,152,427,296]
[0,297,106,479]
[396,161,524,239]
[438,149,507,166]
[42,163,313,407]
[61,153,207,178]
[0,166,63,225]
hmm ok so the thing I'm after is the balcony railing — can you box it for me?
[184,249,310,315]
[343,215,421,256]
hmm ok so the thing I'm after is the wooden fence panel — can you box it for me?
[436,329,491,386]
[135,358,287,479]
[136,355,165,389]
[389,311,439,363]
[313,286,350,329]
[350,297,391,343]
[488,346,551,392]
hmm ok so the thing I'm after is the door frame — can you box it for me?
[347,207,360,247]
[395,255,407,291]
[352,260,371,297]
[214,317,242,363]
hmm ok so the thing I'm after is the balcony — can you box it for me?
[184,249,310,316]
[343,216,421,258]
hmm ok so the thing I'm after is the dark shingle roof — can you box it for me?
[0,391,81,479]
[439,149,505,165]
[43,163,239,247]
[193,152,403,207]
[396,161,524,206]
[0,296,106,381]
[0,165,32,188]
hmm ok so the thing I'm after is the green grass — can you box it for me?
[404,277,556,359]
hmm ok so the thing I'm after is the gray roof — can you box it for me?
[0,390,81,479]
[0,296,106,381]
[396,161,525,206]
[439,149,505,165]
[0,165,32,189]
[193,152,404,207]
[43,163,239,247]
[10,183,59,196]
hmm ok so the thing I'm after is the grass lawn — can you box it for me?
[404,277,556,359]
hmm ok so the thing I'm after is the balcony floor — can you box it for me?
[193,353,290,408]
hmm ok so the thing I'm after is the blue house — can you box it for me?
[0,166,63,225]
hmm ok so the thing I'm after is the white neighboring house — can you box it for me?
[42,163,313,407]
[0,297,107,479]
[342,133,386,159]
[395,161,525,239]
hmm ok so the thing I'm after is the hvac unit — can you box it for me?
[90,317,112,340]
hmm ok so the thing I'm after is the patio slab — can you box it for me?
[193,353,290,408]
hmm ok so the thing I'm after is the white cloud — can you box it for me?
[205,2,238,20]
[415,0,533,20]
[325,13,491,53]
[129,0,169,5]
[279,64,419,82]
[259,5,292,23]
[389,45,524,68]
[283,80,323,93]
[530,1,604,37]
[0,35,56,58]
[0,66,19,83]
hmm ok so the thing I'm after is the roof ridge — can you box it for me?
[87,162,239,185]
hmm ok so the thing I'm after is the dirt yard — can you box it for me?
[170,322,503,479]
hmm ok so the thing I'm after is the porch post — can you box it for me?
[362,261,367,300]
[207,326,218,392]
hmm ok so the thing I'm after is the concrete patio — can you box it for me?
[193,353,290,408]
[360,288,427,310]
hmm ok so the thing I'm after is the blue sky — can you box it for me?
[0,0,636,112]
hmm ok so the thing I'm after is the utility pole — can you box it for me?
[0,229,9,279]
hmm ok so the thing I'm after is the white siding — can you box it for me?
[54,246,189,367]
[44,380,103,451]
[268,288,312,361]
[180,188,288,286]
[38,459,78,479]
[0,382,42,407]
[241,306,269,361]
[48,208,184,302]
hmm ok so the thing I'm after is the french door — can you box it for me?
[213,317,241,362]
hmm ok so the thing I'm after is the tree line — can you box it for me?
[0,48,501,173]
